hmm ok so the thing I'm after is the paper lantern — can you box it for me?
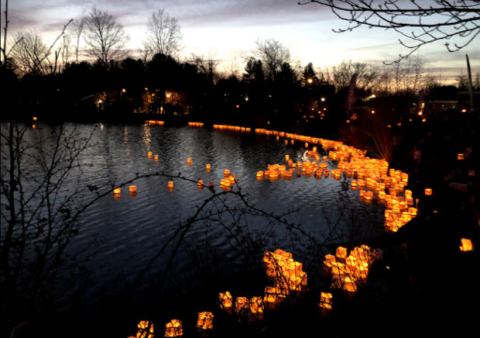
[224,169,230,176]
[148,152,152,159]
[457,154,464,160]
[154,155,158,161]
[219,291,233,309]
[32,125,36,129]
[460,238,473,252]
[235,297,249,314]
[164,319,182,337]
[129,186,137,193]
[249,297,264,314]
[336,246,347,259]
[187,158,192,165]
[206,164,211,170]
[168,181,174,189]
[136,320,154,338]
[319,292,333,311]
[425,188,432,196]
[32,117,37,121]
[197,312,214,330]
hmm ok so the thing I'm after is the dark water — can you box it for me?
[11,123,385,297]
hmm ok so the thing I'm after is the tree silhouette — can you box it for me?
[300,0,480,62]
[145,9,182,57]
[84,7,129,65]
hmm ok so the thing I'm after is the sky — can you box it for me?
[4,0,480,82]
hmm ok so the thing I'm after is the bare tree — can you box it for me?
[300,0,480,62]
[71,12,86,63]
[145,9,182,57]
[61,34,72,68]
[9,30,49,75]
[330,60,379,91]
[84,7,129,64]
[138,40,153,64]
[253,38,291,81]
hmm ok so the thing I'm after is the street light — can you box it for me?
[321,97,325,102]
[122,88,126,93]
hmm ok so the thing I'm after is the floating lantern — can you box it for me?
[336,246,347,259]
[136,320,154,338]
[129,186,137,193]
[224,169,230,176]
[147,152,152,159]
[235,297,249,314]
[319,292,333,311]
[168,181,174,189]
[460,238,473,252]
[206,164,211,169]
[219,291,233,309]
[154,155,158,161]
[457,154,464,160]
[425,188,432,196]
[33,117,37,121]
[164,319,182,337]
[113,187,121,200]
[187,158,192,165]
[197,312,214,330]
[32,125,36,129]
[285,155,289,161]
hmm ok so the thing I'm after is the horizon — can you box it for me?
[4,0,480,83]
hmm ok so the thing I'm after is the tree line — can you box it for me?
[1,5,478,130]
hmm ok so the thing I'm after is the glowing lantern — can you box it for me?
[148,152,152,159]
[197,312,214,330]
[305,142,309,148]
[129,186,137,197]
[319,292,333,311]
[32,125,36,129]
[336,246,347,259]
[113,187,121,200]
[285,155,289,161]
[235,297,249,314]
[224,169,230,176]
[187,158,192,165]
[136,320,154,338]
[206,164,211,170]
[165,319,182,337]
[425,188,432,196]
[249,297,264,314]
[457,154,464,160]
[460,238,473,252]
[198,179,203,190]
[219,291,233,309]
[154,155,159,161]
[33,117,37,121]
[168,181,174,189]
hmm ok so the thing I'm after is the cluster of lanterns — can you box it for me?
[146,120,165,125]
[188,122,204,127]
[323,245,382,293]
[213,125,251,132]
[123,124,475,336]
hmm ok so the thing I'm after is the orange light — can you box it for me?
[457,154,464,160]
[113,188,121,194]
[460,238,473,252]
[32,117,37,121]
[371,110,375,114]
[129,186,137,192]
[168,181,174,189]
[148,152,152,159]
[425,188,432,196]
[136,320,154,338]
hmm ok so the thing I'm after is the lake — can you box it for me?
[7,122,385,302]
